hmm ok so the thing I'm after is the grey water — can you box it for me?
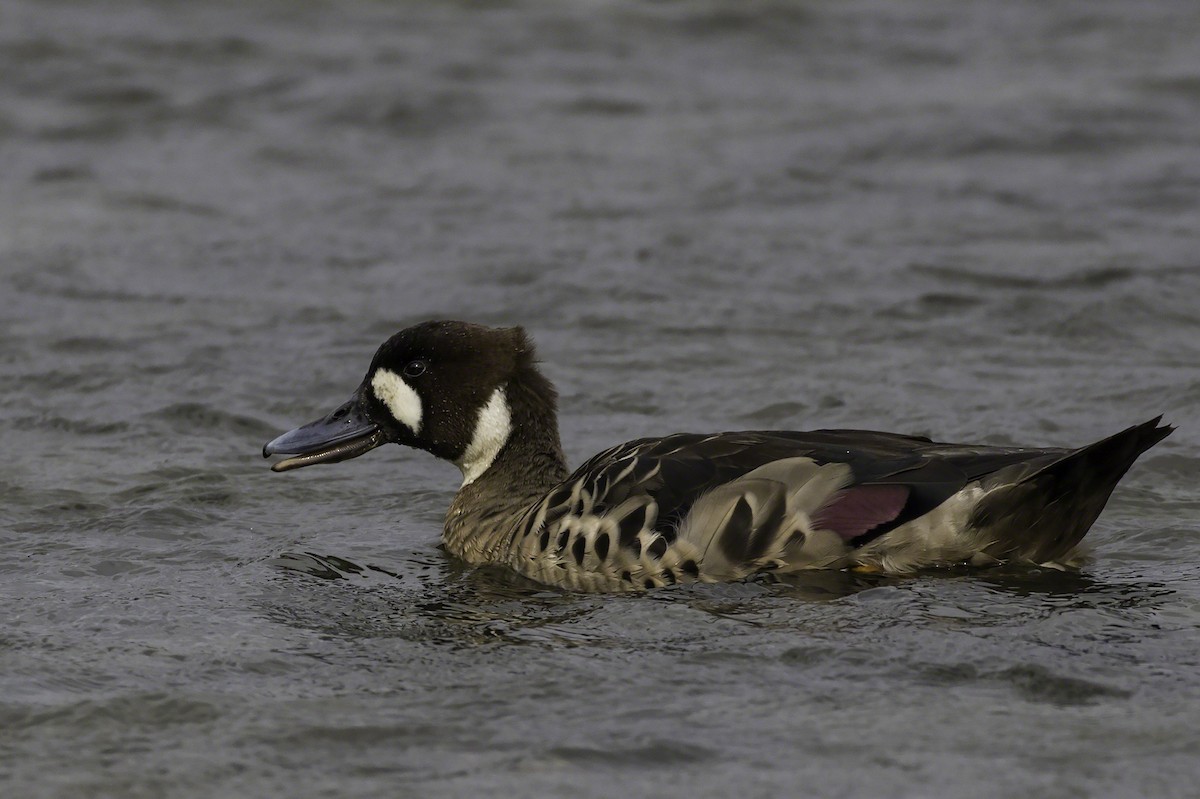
[2,0,1199,796]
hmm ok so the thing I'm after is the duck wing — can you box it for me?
[573,429,1063,543]
[515,422,1169,589]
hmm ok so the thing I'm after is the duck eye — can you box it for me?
[402,359,427,378]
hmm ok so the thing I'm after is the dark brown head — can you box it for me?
[263,321,556,483]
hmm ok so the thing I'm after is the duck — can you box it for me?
[263,320,1172,592]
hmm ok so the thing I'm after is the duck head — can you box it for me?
[264,321,549,484]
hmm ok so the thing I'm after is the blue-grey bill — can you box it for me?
[263,396,384,472]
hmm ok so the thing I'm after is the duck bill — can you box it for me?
[263,393,385,473]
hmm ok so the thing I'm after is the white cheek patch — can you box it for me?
[370,368,423,434]
[457,387,512,487]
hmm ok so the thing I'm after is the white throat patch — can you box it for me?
[370,368,423,434]
[457,387,512,487]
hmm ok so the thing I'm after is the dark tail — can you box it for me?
[979,417,1173,563]
[1028,416,1172,498]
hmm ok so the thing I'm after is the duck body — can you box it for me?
[264,321,1172,592]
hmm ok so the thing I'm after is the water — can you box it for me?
[2,0,1199,796]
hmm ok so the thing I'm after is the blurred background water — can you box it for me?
[1,1,1198,796]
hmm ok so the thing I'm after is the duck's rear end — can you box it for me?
[845,417,1173,574]
[966,417,1174,566]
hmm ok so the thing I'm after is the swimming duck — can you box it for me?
[263,321,1172,592]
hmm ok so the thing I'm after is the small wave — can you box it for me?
[321,90,484,138]
[737,400,807,424]
[557,97,646,117]
[268,552,395,581]
[142,403,278,438]
[2,693,222,732]
[31,164,94,183]
[911,263,1136,290]
[877,292,986,321]
[68,84,164,107]
[103,191,222,217]
[45,336,128,354]
[544,740,715,767]
[118,34,260,61]
[10,414,129,436]
[994,663,1131,706]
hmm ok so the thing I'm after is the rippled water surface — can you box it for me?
[2,1,1199,796]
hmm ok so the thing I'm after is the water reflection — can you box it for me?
[972,565,1175,609]
[263,550,602,647]
[758,568,900,600]
[267,551,402,581]
[264,550,1178,650]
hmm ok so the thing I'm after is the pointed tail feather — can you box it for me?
[973,417,1173,563]
[1026,417,1171,494]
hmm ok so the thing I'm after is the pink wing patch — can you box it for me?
[815,484,910,542]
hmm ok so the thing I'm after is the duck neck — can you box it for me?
[444,369,568,564]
